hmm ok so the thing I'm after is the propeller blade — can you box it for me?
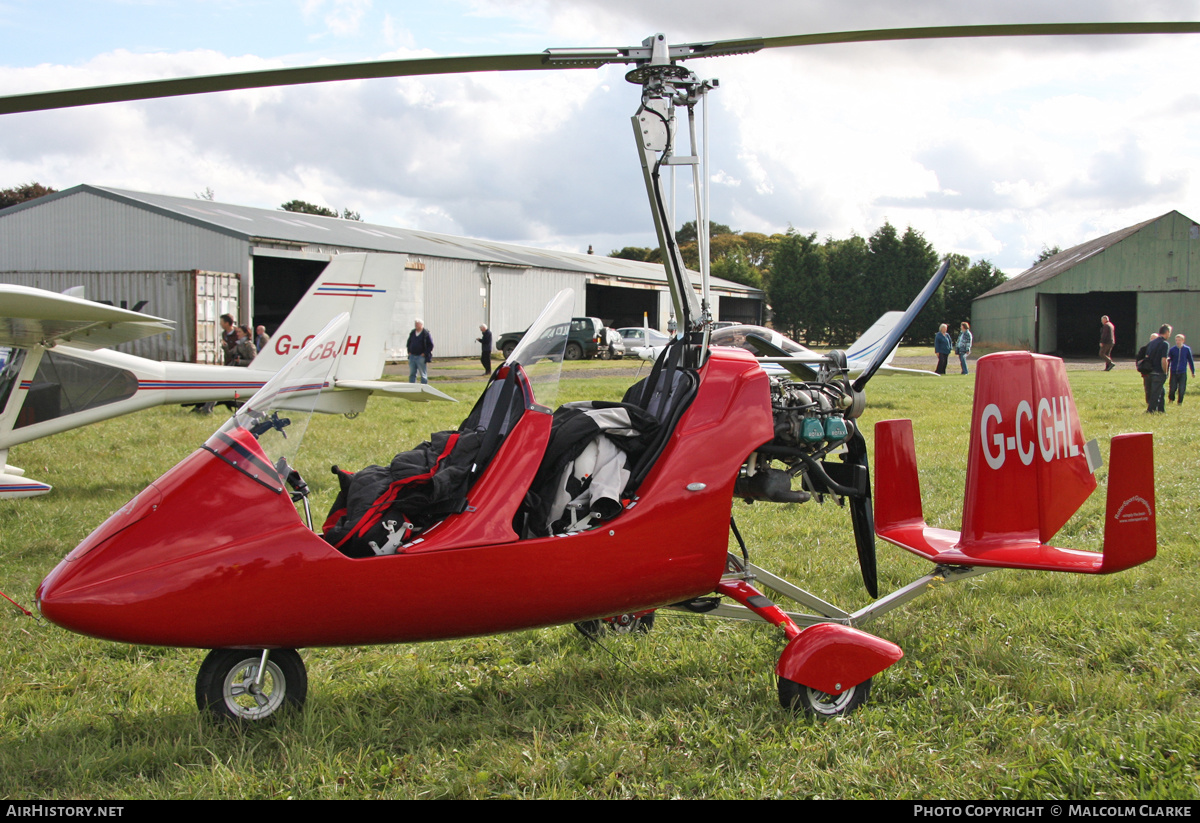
[851,257,951,393]
[844,429,878,599]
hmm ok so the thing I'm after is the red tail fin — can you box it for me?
[962,352,1097,548]
[874,353,1156,574]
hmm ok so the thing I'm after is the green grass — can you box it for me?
[1,367,1197,799]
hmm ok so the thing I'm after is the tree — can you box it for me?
[281,200,338,217]
[768,231,827,343]
[710,248,762,289]
[1034,245,1062,265]
[897,226,940,344]
[280,200,364,221]
[609,246,659,262]
[942,259,1005,328]
[676,220,733,245]
[195,187,215,201]
[823,234,869,344]
[1,182,56,209]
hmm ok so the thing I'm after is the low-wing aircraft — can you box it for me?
[0,253,453,498]
[10,21,1179,721]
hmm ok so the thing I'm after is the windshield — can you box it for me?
[205,313,349,487]
[710,324,809,356]
[505,289,573,409]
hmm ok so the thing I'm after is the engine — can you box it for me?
[735,369,867,505]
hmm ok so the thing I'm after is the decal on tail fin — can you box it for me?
[251,254,412,381]
[962,352,1097,547]
[874,352,1156,574]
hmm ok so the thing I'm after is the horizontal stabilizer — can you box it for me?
[874,421,1156,574]
[334,379,456,402]
[0,465,52,499]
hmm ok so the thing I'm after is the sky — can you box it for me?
[3,0,1200,274]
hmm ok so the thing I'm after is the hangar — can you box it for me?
[0,185,764,360]
[972,211,1200,358]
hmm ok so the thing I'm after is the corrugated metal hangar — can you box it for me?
[972,211,1200,357]
[0,184,764,361]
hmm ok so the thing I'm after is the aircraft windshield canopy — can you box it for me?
[205,313,350,484]
[505,289,573,410]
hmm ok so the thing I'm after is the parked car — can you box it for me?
[601,327,625,360]
[617,327,671,350]
[497,316,610,361]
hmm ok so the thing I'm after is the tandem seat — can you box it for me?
[321,364,532,558]
[516,338,699,538]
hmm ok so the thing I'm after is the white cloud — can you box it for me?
[4,0,1200,267]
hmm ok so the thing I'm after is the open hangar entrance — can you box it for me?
[718,295,762,325]
[1041,292,1136,357]
[586,283,660,329]
[250,255,330,334]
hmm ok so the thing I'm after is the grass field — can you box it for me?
[1,361,1197,799]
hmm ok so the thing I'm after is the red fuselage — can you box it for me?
[38,347,774,649]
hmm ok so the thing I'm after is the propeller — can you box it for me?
[840,256,950,598]
[852,257,952,393]
[2,22,1198,115]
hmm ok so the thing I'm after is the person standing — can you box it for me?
[955,321,973,375]
[934,324,951,375]
[407,319,434,384]
[1168,333,1194,405]
[255,324,270,353]
[232,325,257,367]
[477,324,493,376]
[1145,325,1171,413]
[1099,315,1116,371]
[219,313,238,366]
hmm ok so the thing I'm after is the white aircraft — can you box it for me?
[0,253,452,499]
[629,312,936,380]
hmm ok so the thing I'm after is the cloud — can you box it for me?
[4,0,1200,269]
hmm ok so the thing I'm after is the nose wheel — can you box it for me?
[778,676,872,718]
[196,648,307,722]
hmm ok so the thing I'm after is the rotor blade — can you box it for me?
[686,21,1200,57]
[5,21,1197,116]
[851,257,951,394]
[0,52,579,115]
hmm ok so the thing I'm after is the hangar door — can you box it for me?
[252,256,329,334]
[586,283,660,329]
[1048,292,1136,357]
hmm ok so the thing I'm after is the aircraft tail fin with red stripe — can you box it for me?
[874,352,1155,574]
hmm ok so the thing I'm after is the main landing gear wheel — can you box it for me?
[574,611,656,639]
[196,648,307,722]
[564,342,583,361]
[778,676,872,719]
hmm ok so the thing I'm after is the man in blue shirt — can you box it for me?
[1145,324,1171,413]
[407,319,434,384]
[1168,333,1195,405]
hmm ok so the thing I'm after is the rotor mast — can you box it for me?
[626,34,717,360]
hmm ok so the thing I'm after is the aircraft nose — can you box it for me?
[36,483,165,636]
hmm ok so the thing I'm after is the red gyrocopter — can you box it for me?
[15,22,1171,720]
